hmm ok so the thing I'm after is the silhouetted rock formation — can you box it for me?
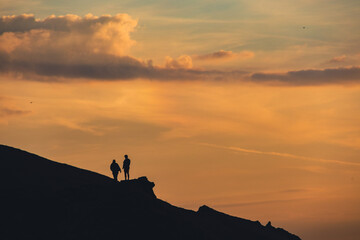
[0,145,301,240]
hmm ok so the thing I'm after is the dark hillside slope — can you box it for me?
[0,145,301,240]
[0,145,111,189]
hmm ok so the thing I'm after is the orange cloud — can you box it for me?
[0,14,249,81]
[0,13,137,56]
[251,67,360,85]
[329,55,347,63]
[0,107,29,117]
[194,50,254,61]
[1,14,359,86]
[0,97,30,124]
[165,55,193,69]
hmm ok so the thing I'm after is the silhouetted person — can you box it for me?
[110,159,121,182]
[123,155,131,180]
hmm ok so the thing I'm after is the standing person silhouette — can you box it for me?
[123,155,131,180]
[110,159,121,182]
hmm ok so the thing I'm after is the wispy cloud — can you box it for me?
[251,66,360,86]
[0,107,29,117]
[194,50,254,61]
[211,198,309,208]
[329,55,347,63]
[54,118,103,136]
[198,142,360,167]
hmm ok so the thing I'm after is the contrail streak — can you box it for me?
[198,142,360,167]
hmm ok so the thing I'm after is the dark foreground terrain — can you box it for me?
[0,145,301,240]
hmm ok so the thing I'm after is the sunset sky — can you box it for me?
[1,1,360,239]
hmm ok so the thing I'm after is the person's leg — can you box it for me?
[113,172,118,181]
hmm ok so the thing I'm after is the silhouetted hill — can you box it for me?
[0,145,301,240]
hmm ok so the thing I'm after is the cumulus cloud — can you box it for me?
[165,55,193,69]
[194,50,254,61]
[251,67,360,85]
[1,14,359,85]
[0,14,248,81]
[0,13,137,56]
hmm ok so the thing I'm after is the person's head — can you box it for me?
[124,155,128,159]
[112,159,116,163]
